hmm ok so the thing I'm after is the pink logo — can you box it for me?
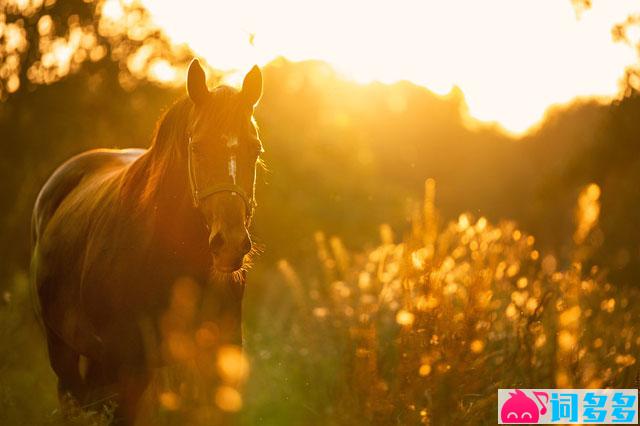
[501,389,549,423]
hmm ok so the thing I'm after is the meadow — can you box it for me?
[1,178,637,425]
[240,180,639,425]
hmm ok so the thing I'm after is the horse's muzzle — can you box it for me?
[209,227,252,272]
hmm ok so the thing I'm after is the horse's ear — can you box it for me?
[187,58,208,105]
[241,65,262,107]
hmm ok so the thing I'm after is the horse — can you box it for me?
[30,59,263,424]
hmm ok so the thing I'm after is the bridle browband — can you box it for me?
[187,135,256,220]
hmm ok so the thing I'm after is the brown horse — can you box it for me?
[30,59,263,424]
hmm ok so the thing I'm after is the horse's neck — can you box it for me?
[129,145,242,343]
[152,150,204,239]
[124,145,209,267]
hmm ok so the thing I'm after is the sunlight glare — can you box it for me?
[102,0,124,21]
[148,58,177,83]
[140,0,639,135]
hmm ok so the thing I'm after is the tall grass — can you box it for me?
[0,273,114,425]
[1,179,638,425]
[243,179,639,425]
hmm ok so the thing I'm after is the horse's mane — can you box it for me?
[120,86,243,209]
[119,97,192,208]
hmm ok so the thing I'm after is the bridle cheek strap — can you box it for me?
[187,138,256,220]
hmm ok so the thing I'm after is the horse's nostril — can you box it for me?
[209,232,225,254]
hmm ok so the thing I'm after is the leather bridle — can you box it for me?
[187,135,256,220]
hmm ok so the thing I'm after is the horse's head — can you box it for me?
[185,59,263,274]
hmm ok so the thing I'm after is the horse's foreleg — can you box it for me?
[44,326,85,406]
[113,368,149,426]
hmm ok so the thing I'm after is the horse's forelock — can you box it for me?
[194,85,246,131]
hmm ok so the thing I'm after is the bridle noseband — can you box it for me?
[187,135,256,220]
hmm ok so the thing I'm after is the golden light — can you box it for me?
[615,354,636,367]
[574,183,601,244]
[559,305,582,327]
[215,386,243,412]
[516,277,528,289]
[535,334,547,349]
[418,364,432,376]
[140,0,639,136]
[558,330,577,352]
[470,339,485,354]
[601,298,616,313]
[148,58,178,83]
[416,294,439,311]
[101,0,124,21]
[396,309,415,326]
[159,391,180,411]
[217,345,250,384]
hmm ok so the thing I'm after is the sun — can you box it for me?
[140,0,639,136]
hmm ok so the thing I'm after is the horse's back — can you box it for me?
[32,148,145,245]
[31,148,145,354]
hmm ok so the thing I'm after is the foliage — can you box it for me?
[0,0,190,99]
[241,181,639,425]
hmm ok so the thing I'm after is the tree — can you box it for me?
[0,0,191,100]
[571,0,640,94]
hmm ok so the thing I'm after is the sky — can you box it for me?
[135,0,640,136]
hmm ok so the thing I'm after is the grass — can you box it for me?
[241,179,639,425]
[0,273,114,425]
[1,179,638,425]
